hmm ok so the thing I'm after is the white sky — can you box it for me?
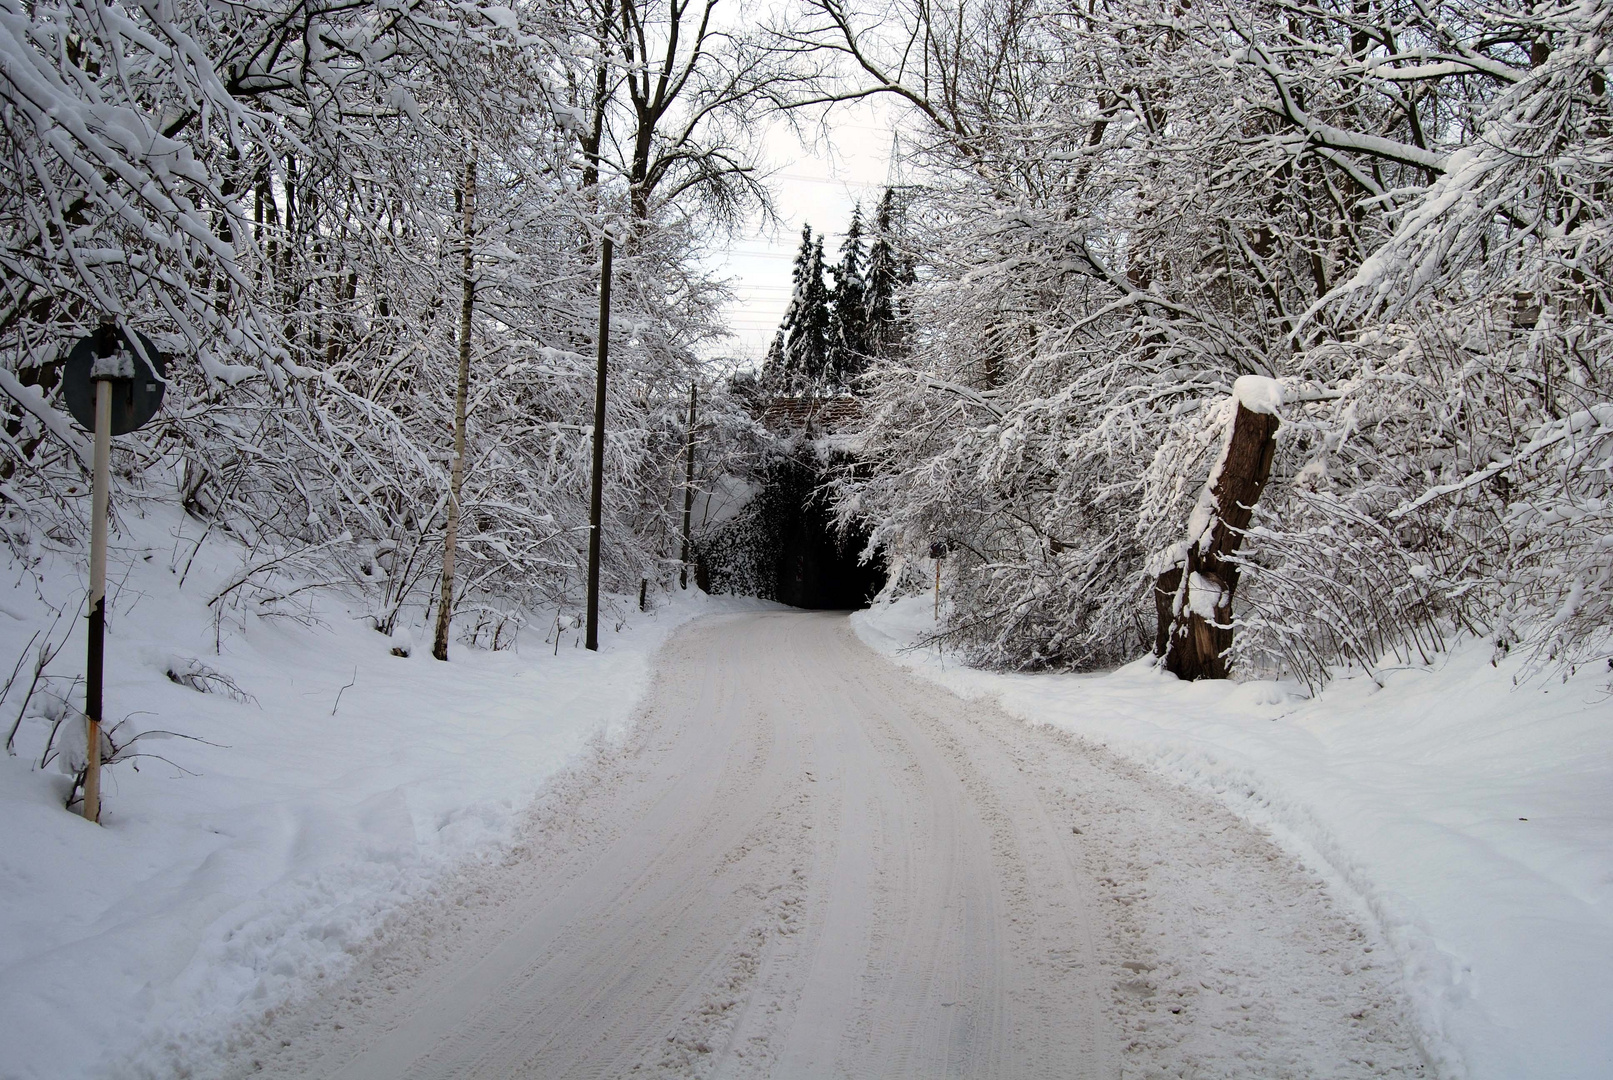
[703,98,902,365]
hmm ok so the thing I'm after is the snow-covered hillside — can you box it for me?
[0,503,767,1080]
[854,597,1613,1080]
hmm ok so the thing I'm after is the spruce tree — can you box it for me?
[763,327,786,385]
[827,204,867,388]
[785,232,831,386]
[863,187,913,366]
[765,226,809,391]
[768,225,831,391]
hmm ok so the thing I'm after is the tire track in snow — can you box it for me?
[214,611,1426,1079]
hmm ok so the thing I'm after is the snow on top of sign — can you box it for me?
[90,348,136,380]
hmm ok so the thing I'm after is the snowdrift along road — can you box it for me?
[225,611,1426,1078]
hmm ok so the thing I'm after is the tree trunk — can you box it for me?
[629,131,653,222]
[433,152,476,662]
[1154,401,1280,680]
[581,1,612,193]
[680,382,697,588]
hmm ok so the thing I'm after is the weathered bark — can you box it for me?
[433,152,476,662]
[1155,402,1280,680]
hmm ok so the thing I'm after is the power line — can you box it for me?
[765,172,895,190]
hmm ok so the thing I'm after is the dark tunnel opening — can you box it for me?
[695,447,887,610]
[769,494,887,610]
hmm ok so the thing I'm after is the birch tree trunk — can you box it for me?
[434,151,477,662]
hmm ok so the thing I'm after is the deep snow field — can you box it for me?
[853,597,1613,1080]
[0,494,1607,1080]
[0,501,769,1080]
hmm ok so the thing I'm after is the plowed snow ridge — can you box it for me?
[218,612,1428,1078]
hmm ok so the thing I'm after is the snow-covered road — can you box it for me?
[222,612,1427,1078]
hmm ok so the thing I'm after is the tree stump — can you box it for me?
[1155,400,1280,680]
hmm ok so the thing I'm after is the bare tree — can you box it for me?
[796,0,1610,682]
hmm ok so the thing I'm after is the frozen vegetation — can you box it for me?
[2,0,1609,1077]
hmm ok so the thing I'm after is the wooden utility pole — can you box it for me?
[585,233,613,651]
[434,151,477,661]
[680,383,697,589]
[1154,401,1280,679]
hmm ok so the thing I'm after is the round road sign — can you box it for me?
[61,327,167,436]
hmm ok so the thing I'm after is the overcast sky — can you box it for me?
[703,97,901,365]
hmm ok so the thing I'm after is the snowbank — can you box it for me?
[853,597,1613,1080]
[0,502,767,1080]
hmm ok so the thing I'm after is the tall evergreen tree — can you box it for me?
[765,226,812,390]
[863,188,913,366]
[826,205,867,387]
[781,228,831,387]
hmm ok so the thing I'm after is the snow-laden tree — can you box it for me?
[862,187,913,365]
[767,224,832,389]
[1236,0,1613,684]
[825,204,867,386]
[793,0,1610,680]
[765,201,897,394]
[1,0,776,656]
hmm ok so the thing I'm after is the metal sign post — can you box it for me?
[61,326,166,823]
[84,377,110,822]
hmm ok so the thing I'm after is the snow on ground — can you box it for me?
[853,596,1613,1080]
[0,501,768,1080]
[215,611,1425,1079]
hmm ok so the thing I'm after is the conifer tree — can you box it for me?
[766,226,812,390]
[826,205,867,387]
[863,188,913,366]
[763,328,787,381]
[780,228,831,387]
